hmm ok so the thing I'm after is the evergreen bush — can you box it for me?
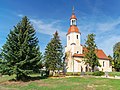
[93,71,104,76]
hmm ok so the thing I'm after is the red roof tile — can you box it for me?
[70,14,77,19]
[96,49,109,60]
[73,48,109,60]
[67,25,80,34]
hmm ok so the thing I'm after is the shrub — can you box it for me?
[66,72,80,76]
[85,72,93,75]
[93,71,104,76]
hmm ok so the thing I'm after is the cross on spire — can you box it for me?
[72,6,75,14]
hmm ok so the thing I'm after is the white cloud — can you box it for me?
[30,18,67,42]
[78,16,120,56]
[98,35,120,56]
[96,18,120,32]
[17,14,24,17]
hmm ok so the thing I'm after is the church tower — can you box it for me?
[65,7,82,55]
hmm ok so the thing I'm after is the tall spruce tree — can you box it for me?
[0,52,8,75]
[44,31,63,75]
[84,34,100,72]
[113,42,120,71]
[1,16,42,80]
[0,52,2,75]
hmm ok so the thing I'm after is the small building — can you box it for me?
[65,8,112,72]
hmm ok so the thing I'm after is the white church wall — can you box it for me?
[74,60,85,72]
[98,59,112,72]
[67,32,80,47]
[66,57,112,72]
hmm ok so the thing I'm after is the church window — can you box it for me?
[77,35,78,39]
[72,20,76,25]
[77,51,79,53]
[103,61,105,67]
[68,36,70,40]
[71,43,76,45]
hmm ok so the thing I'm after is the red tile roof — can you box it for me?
[67,25,80,35]
[70,14,77,20]
[96,49,109,60]
[73,48,109,60]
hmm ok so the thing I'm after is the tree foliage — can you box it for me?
[108,55,113,67]
[113,42,120,71]
[44,31,63,75]
[63,51,71,74]
[84,34,100,72]
[0,52,3,74]
[1,16,42,80]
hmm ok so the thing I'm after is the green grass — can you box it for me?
[109,72,120,76]
[0,75,120,90]
[66,72,120,76]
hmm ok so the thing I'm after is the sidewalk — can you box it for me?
[101,75,120,79]
[65,75,120,79]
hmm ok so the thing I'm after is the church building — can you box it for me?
[65,8,112,72]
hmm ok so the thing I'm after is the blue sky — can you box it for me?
[0,0,120,56]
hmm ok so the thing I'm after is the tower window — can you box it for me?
[103,61,105,67]
[77,35,78,39]
[72,20,76,25]
[68,36,70,40]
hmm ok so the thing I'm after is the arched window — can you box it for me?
[71,43,76,45]
[77,35,78,39]
[72,20,76,25]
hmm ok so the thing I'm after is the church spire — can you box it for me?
[70,6,77,26]
[70,6,77,20]
[67,6,80,35]
[72,6,75,14]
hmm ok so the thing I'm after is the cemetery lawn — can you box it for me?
[0,75,120,90]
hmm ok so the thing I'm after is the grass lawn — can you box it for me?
[0,75,120,90]
[109,72,120,76]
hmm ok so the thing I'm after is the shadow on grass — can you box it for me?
[9,76,48,82]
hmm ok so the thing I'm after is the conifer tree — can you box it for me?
[113,42,120,71]
[84,34,100,72]
[0,52,2,75]
[1,16,42,80]
[0,52,8,75]
[44,31,63,75]
[108,55,113,67]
